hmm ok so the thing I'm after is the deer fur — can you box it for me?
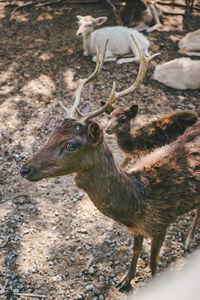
[76,15,150,64]
[21,111,200,291]
[118,0,162,32]
[179,29,200,57]
[153,57,200,90]
[101,102,197,168]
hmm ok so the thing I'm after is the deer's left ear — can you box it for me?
[100,101,114,115]
[125,104,138,119]
[88,122,103,147]
[94,16,107,26]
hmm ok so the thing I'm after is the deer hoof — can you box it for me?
[116,277,132,292]
[185,238,192,253]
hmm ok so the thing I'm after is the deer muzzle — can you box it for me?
[20,165,38,181]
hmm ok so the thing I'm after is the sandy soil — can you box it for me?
[0,0,200,299]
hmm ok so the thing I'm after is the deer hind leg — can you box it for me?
[133,22,149,32]
[150,234,165,277]
[92,49,117,63]
[182,51,200,57]
[146,23,161,33]
[185,207,200,251]
[146,4,162,33]
[116,234,144,291]
[117,56,140,64]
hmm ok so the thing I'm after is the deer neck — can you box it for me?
[83,33,92,55]
[115,126,135,153]
[75,142,147,226]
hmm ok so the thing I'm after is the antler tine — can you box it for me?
[59,39,108,118]
[78,35,160,124]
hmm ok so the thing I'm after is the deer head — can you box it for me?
[76,15,107,37]
[20,36,159,182]
[100,102,139,134]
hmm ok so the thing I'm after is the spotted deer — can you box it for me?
[100,102,197,168]
[20,38,200,291]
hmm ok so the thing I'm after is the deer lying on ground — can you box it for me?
[20,38,200,291]
[100,102,197,168]
[118,0,163,32]
[179,29,200,57]
[153,57,200,90]
[76,15,150,64]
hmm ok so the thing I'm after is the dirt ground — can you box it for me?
[0,0,200,299]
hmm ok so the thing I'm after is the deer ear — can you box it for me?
[88,122,103,147]
[80,102,92,114]
[94,16,107,26]
[125,104,138,119]
[100,101,114,115]
[76,15,83,21]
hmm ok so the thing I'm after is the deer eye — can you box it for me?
[119,118,126,123]
[66,143,77,152]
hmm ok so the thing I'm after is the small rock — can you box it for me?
[85,245,91,251]
[88,267,95,275]
[86,284,94,291]
[93,290,99,296]
[99,275,105,281]
[0,290,5,295]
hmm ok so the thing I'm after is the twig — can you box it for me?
[14,292,46,298]
[10,0,101,11]
[9,0,102,19]
[157,1,200,12]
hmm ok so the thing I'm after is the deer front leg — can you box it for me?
[120,155,132,168]
[185,207,200,251]
[116,234,144,291]
[149,234,165,276]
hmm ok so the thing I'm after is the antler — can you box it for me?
[59,40,108,118]
[77,35,160,124]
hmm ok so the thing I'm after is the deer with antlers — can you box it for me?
[20,37,200,291]
[100,102,197,168]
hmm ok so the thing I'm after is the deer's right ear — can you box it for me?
[76,15,83,21]
[100,101,114,115]
[125,104,138,119]
[88,122,103,147]
[94,16,107,26]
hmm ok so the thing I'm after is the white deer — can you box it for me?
[153,57,200,90]
[179,29,200,57]
[76,15,150,64]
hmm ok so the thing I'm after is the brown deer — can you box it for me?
[107,0,162,32]
[101,102,197,168]
[119,0,163,32]
[20,39,200,291]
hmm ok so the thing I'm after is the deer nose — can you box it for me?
[20,167,35,179]
[76,31,83,37]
